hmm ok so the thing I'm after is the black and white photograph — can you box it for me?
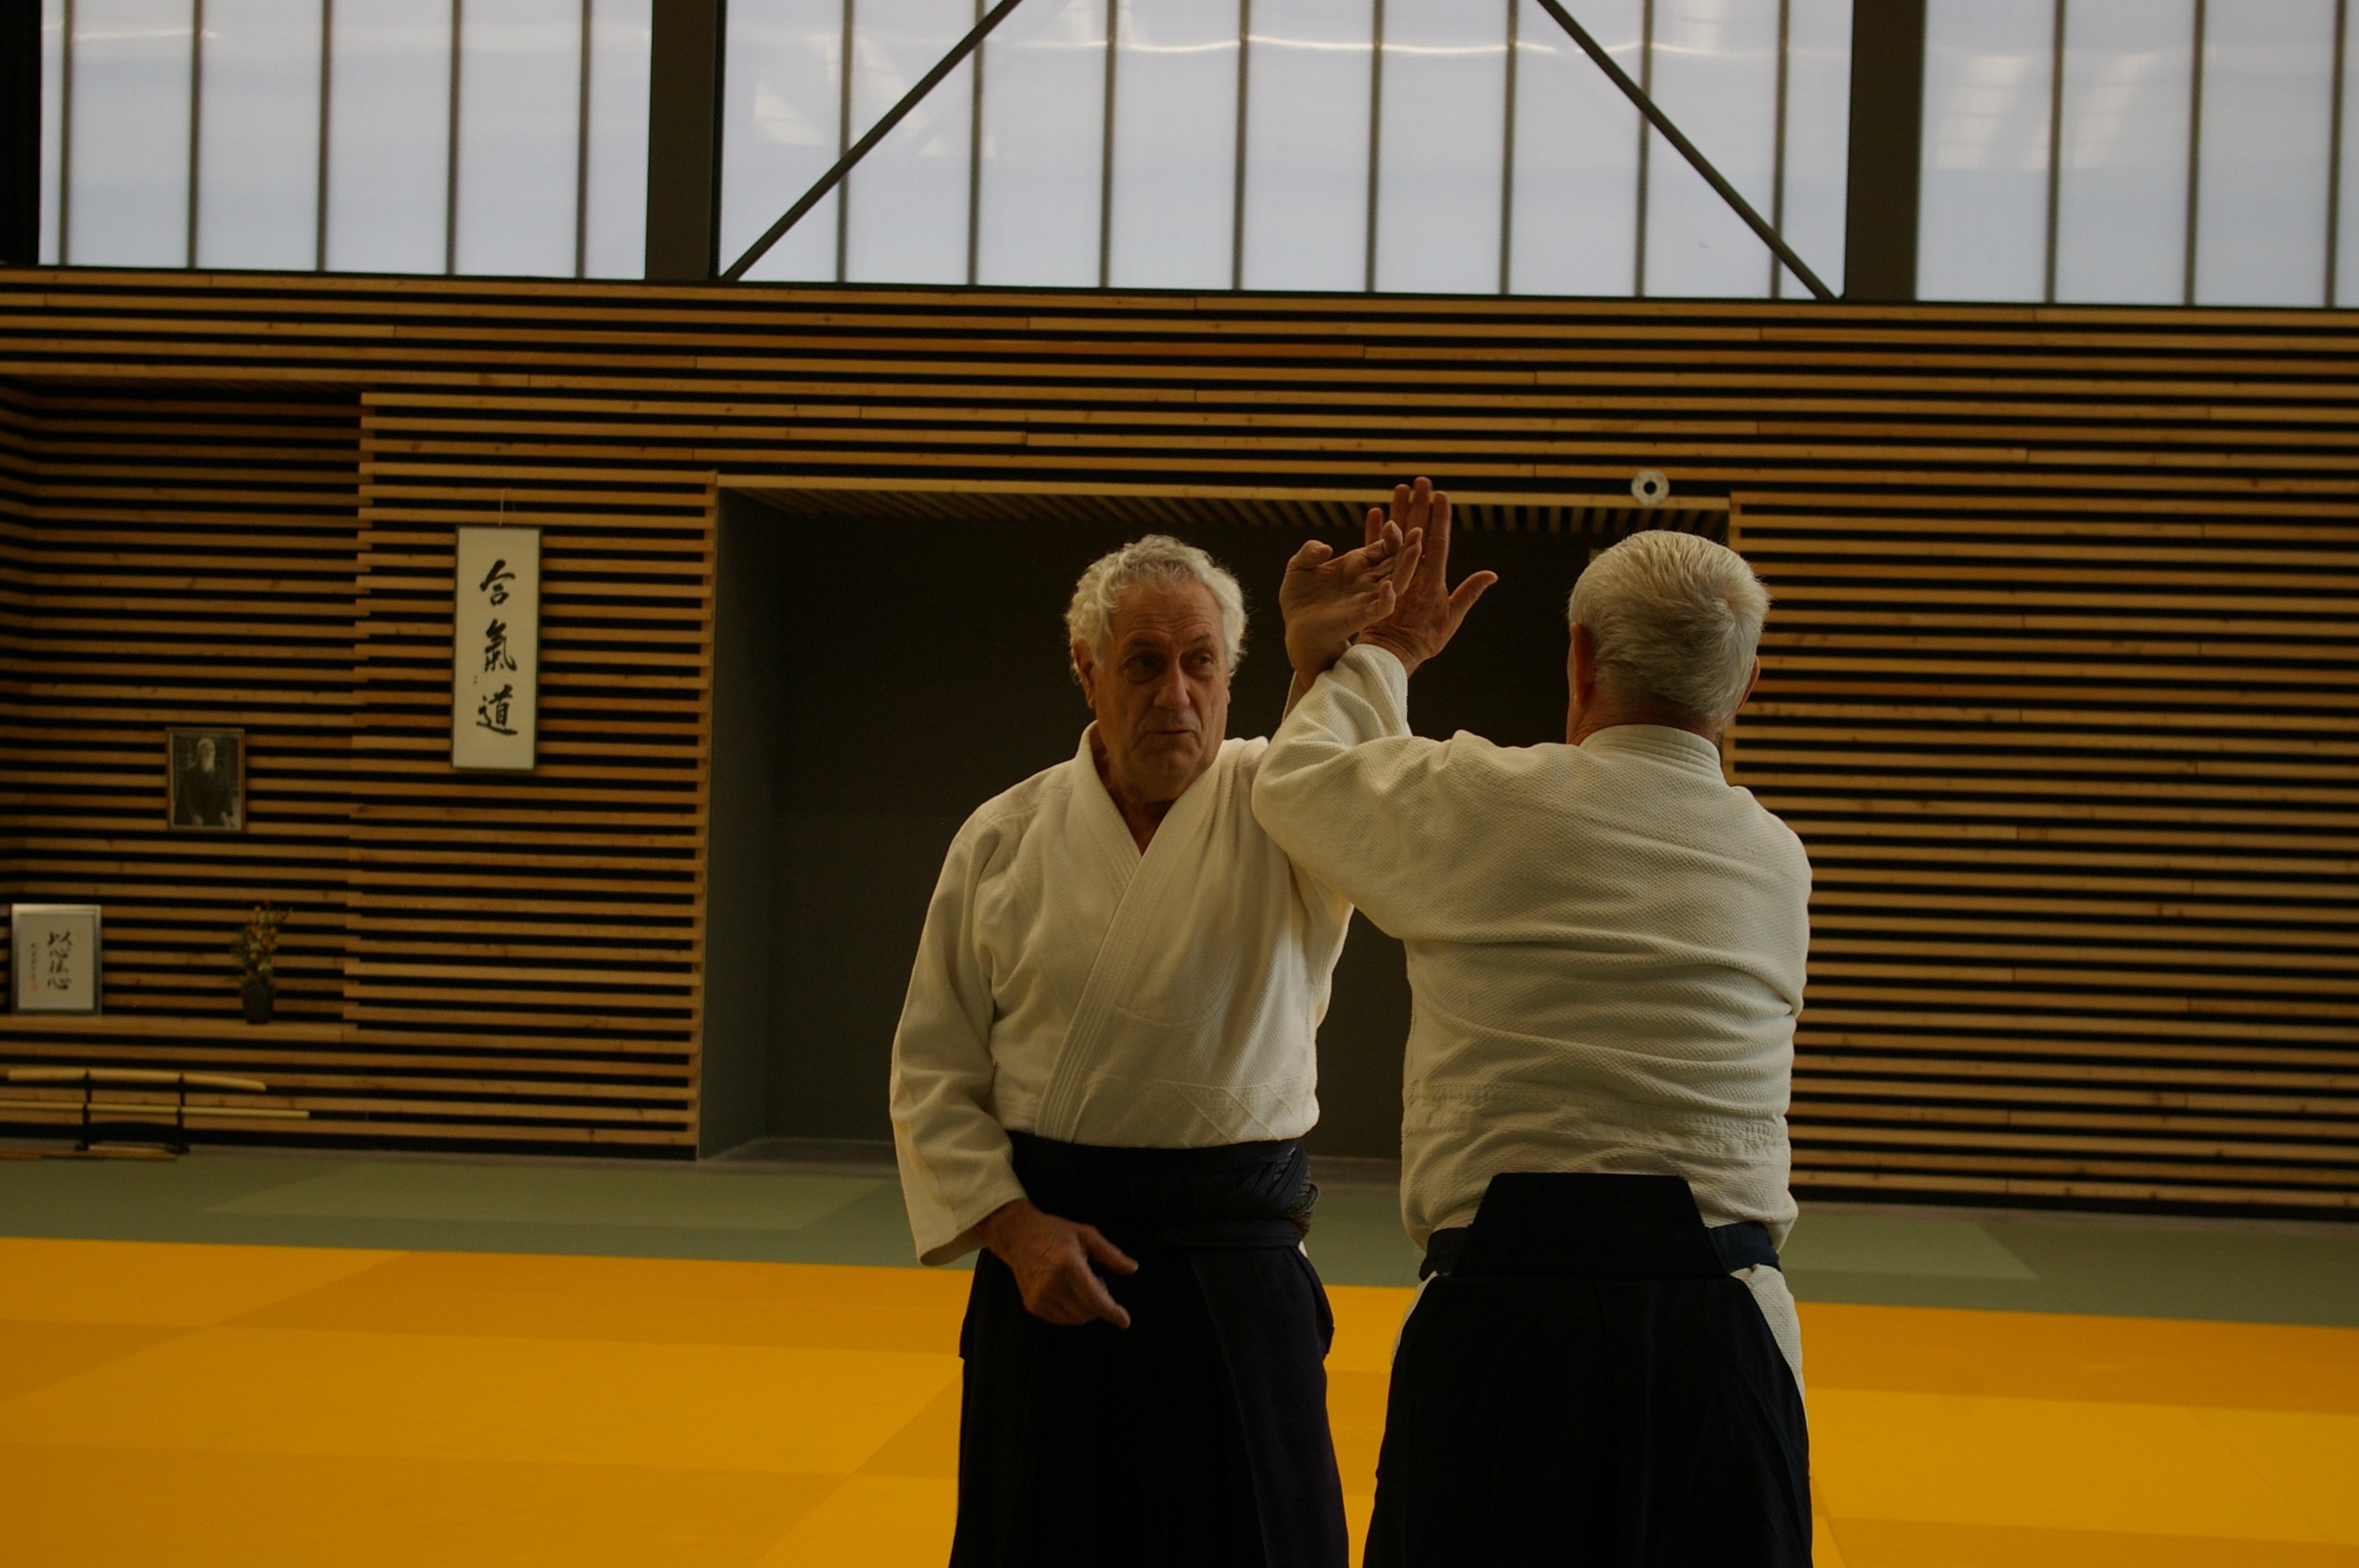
[166,728,245,832]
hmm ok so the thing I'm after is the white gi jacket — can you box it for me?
[1252,645,1813,1373]
[889,727,1354,1267]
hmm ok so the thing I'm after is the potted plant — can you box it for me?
[231,902,287,1024]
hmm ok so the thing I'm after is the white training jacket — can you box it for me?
[889,727,1353,1267]
[1252,644,1813,1374]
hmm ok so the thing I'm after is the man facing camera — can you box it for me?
[1256,494,1814,1566]
[889,526,1411,1568]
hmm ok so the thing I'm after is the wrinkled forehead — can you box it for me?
[1108,581,1225,653]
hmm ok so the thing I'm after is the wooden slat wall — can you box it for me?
[0,270,2351,1207]
[1738,493,2359,1210]
[0,383,30,902]
[0,382,713,1146]
[342,416,712,1145]
[0,387,360,1131]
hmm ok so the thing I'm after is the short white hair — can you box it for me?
[1568,530,1769,732]
[1066,535,1247,681]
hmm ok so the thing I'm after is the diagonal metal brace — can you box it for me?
[1532,0,1836,302]
[725,0,1834,301]
[723,0,1034,281]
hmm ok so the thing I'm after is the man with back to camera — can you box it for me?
[887,517,1423,1567]
[1256,485,1814,1564]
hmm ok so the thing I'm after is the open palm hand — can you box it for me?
[1357,477,1496,677]
[1280,515,1421,687]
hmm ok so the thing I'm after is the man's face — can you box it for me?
[1074,581,1232,805]
[195,738,216,771]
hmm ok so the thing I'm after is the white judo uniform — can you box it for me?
[889,726,1353,1266]
[1252,644,1812,1374]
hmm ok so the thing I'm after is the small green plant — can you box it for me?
[231,902,287,988]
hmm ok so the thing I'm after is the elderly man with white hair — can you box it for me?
[889,524,1414,1568]
[1255,498,1814,1566]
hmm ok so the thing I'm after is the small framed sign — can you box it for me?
[166,728,246,832]
[451,524,541,771]
[11,904,103,1014]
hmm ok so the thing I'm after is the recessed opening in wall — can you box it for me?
[699,481,1730,1160]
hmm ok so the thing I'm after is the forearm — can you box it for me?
[889,848,1027,1263]
[1286,626,1356,691]
[1355,627,1425,678]
[1254,645,1421,916]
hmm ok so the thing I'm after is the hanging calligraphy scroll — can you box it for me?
[450,526,541,771]
[10,904,103,1014]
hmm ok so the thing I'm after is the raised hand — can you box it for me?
[1357,477,1496,678]
[1279,517,1423,688]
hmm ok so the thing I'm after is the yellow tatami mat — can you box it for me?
[2,1237,2354,1566]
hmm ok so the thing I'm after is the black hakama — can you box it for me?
[951,1131,1350,1568]
[1367,1173,1812,1567]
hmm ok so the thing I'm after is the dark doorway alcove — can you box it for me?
[702,484,1725,1158]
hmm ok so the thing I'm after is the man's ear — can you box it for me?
[1072,641,1098,704]
[1736,655,1761,713]
[1568,622,1598,702]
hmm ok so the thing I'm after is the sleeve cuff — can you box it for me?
[915,1171,1031,1268]
[1337,643,1412,728]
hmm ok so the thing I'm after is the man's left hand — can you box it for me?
[1279,517,1422,688]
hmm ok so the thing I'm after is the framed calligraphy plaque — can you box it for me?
[451,525,541,771]
[10,904,103,1014]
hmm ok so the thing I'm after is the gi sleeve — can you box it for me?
[1250,643,1478,942]
[888,815,1030,1266]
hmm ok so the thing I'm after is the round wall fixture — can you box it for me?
[1630,470,1670,506]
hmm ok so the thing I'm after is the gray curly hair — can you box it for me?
[1066,535,1248,682]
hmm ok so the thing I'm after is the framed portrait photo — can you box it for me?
[11,904,103,1014]
[167,728,246,833]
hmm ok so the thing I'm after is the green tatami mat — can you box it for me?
[3,1144,2355,1319]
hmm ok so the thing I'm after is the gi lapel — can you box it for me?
[1032,739,1233,1139]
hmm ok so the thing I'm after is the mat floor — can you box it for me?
[3,1148,2355,1566]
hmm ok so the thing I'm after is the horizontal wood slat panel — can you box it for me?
[1736,494,2358,1213]
[0,378,712,1147]
[0,270,2352,1210]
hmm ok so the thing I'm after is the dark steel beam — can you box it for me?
[645,0,728,281]
[1534,0,1835,302]
[1841,0,1926,301]
[724,0,1030,282]
[1,0,39,264]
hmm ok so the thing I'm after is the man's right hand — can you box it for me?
[975,1198,1138,1328]
[1358,477,1498,677]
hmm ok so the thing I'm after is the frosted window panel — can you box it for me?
[1645,0,1781,298]
[2192,0,2334,307]
[1106,0,1237,289]
[844,0,976,285]
[723,0,843,281]
[583,0,651,278]
[1372,0,1507,294]
[1240,0,1373,291]
[1776,0,1850,298]
[976,0,1106,286]
[455,0,580,277]
[39,0,63,263]
[326,0,452,274]
[2054,0,2193,304]
[197,0,322,270]
[1917,0,2051,301]
[1508,0,1641,296]
[68,0,193,267]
